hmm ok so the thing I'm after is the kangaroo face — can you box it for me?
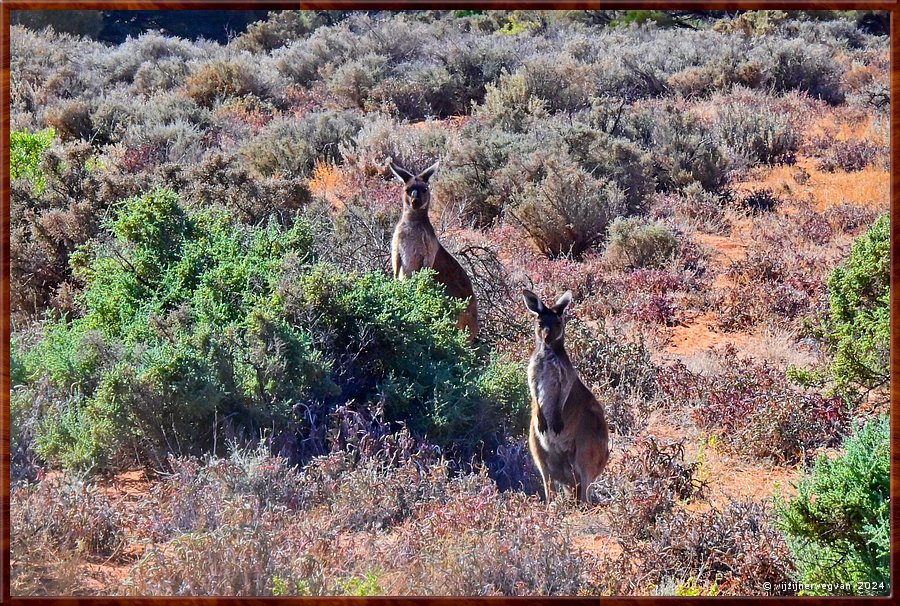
[390,160,440,213]
[403,179,431,211]
[523,289,573,346]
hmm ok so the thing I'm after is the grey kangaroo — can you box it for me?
[390,161,478,341]
[523,289,610,504]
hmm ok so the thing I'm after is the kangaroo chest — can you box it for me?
[528,352,575,453]
[393,221,438,272]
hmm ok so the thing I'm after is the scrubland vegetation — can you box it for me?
[8,9,890,596]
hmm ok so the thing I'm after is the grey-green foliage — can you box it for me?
[605,217,680,270]
[714,100,798,166]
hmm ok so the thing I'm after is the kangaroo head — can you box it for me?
[390,160,439,212]
[523,289,573,346]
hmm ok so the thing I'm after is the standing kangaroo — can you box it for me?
[523,289,609,504]
[390,161,479,341]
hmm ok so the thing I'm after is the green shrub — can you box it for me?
[338,572,383,596]
[26,188,329,472]
[476,356,531,437]
[278,264,528,452]
[10,127,55,193]
[776,416,889,595]
[21,181,529,470]
[605,217,679,270]
[821,214,889,390]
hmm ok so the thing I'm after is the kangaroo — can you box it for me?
[523,289,610,504]
[390,161,479,342]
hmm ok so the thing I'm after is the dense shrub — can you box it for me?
[631,103,731,193]
[715,101,798,166]
[507,156,625,258]
[736,188,781,214]
[277,264,531,452]
[776,416,889,595]
[19,188,327,471]
[20,186,530,471]
[242,110,362,178]
[605,217,679,270]
[820,214,889,390]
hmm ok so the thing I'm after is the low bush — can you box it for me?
[816,139,882,172]
[11,476,126,573]
[564,126,655,215]
[650,186,730,235]
[775,416,889,595]
[736,188,781,214]
[395,488,595,595]
[659,346,848,463]
[232,10,322,53]
[715,101,798,166]
[603,501,795,595]
[823,203,878,235]
[11,128,56,193]
[594,437,705,539]
[604,217,679,271]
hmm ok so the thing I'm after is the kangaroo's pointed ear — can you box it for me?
[390,161,414,183]
[418,160,440,183]
[522,289,544,316]
[552,290,573,315]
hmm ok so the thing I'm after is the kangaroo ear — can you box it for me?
[417,160,440,183]
[552,290,573,315]
[522,289,544,315]
[389,161,414,183]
